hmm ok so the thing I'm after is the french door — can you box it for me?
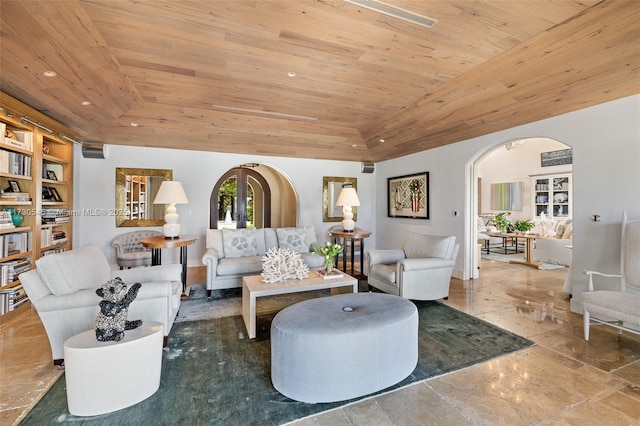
[210,167,271,229]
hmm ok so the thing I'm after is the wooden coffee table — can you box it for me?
[242,271,358,339]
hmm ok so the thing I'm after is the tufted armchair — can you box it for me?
[20,244,181,364]
[112,230,163,269]
[366,232,459,301]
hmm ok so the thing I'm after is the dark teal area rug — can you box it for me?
[22,301,533,425]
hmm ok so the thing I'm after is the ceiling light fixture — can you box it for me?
[287,71,296,77]
[342,0,437,29]
[211,104,318,121]
[130,122,139,127]
[80,101,91,106]
[43,70,57,77]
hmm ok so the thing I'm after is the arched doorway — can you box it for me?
[209,164,298,229]
[466,137,573,279]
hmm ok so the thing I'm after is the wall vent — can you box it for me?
[343,0,437,29]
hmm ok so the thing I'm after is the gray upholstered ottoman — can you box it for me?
[271,292,418,403]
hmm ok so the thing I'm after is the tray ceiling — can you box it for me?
[0,0,638,162]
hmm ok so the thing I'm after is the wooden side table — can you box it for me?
[328,226,372,279]
[139,234,197,300]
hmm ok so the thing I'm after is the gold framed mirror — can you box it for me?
[115,167,173,227]
[322,176,357,222]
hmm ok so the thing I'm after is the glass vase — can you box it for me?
[323,258,334,275]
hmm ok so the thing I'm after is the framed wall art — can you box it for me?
[388,172,429,219]
[541,148,572,167]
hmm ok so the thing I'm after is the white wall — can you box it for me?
[73,150,376,267]
[375,94,640,312]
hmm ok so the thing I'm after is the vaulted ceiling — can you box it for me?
[0,0,638,162]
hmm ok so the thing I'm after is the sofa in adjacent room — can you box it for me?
[202,226,325,293]
[532,220,573,267]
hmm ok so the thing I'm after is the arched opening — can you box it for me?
[210,164,297,229]
[466,137,573,282]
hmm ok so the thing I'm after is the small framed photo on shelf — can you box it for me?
[47,170,58,181]
[7,180,21,193]
[49,187,62,202]
[42,186,52,201]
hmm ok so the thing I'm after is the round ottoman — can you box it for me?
[271,292,418,403]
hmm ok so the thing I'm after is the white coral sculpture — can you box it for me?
[261,247,309,283]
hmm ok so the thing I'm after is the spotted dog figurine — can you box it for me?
[95,277,142,342]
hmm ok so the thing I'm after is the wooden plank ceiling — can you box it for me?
[0,0,638,162]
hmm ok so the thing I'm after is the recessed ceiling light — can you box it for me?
[80,101,91,106]
[130,122,139,127]
[352,144,358,147]
[287,72,296,78]
[379,139,385,143]
[43,71,57,77]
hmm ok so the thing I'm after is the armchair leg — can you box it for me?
[583,310,590,341]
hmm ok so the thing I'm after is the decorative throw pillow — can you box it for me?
[276,228,309,253]
[562,222,574,239]
[222,228,258,258]
[555,224,566,239]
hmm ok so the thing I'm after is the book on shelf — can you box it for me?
[41,247,65,256]
[0,150,32,176]
[41,208,70,224]
[0,284,29,315]
[41,228,66,247]
[1,192,31,202]
[1,232,31,257]
[8,130,34,152]
[0,210,13,229]
[0,258,31,285]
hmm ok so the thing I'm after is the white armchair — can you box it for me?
[582,212,640,341]
[366,232,459,300]
[20,244,182,364]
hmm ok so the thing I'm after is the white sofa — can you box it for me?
[202,226,325,293]
[20,244,182,364]
[533,220,573,266]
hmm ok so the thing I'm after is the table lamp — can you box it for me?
[153,181,189,238]
[336,183,360,232]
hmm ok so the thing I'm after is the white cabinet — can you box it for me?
[532,173,571,220]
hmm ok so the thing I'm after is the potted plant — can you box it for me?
[492,213,511,233]
[514,219,535,234]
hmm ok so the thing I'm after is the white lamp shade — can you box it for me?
[336,187,360,207]
[153,181,189,205]
[336,185,360,232]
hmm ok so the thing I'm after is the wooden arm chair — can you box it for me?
[582,212,640,341]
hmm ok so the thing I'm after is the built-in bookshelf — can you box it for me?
[0,92,75,322]
[532,172,572,221]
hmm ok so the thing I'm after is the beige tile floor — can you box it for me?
[1,260,639,425]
